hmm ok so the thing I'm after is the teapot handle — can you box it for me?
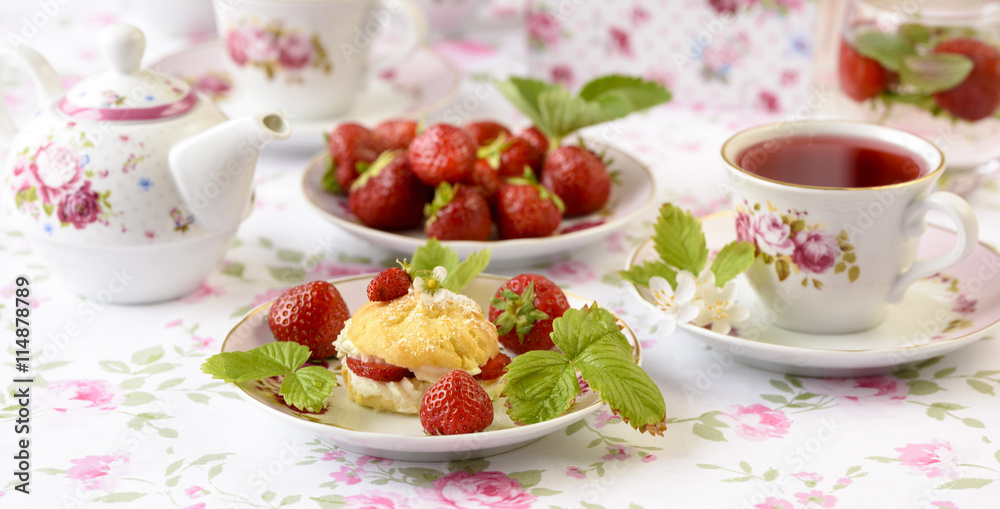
[0,47,65,139]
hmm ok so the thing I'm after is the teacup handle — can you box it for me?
[887,191,979,303]
[0,47,64,139]
[368,0,428,73]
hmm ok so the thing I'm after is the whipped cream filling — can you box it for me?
[334,322,483,381]
[348,368,505,414]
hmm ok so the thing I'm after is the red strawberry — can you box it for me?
[488,274,569,354]
[518,126,550,155]
[345,356,413,382]
[373,119,418,150]
[348,151,431,230]
[463,158,502,203]
[420,370,494,435]
[409,124,477,186]
[268,281,350,360]
[367,267,412,301]
[495,170,564,239]
[475,353,511,380]
[464,120,511,147]
[933,38,1000,121]
[425,183,493,241]
[327,123,384,192]
[477,134,544,179]
[541,145,611,217]
[838,37,890,102]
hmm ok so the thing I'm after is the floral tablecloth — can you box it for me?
[3,2,1000,509]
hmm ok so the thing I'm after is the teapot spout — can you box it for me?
[168,113,290,232]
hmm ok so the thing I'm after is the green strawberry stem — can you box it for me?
[490,282,549,341]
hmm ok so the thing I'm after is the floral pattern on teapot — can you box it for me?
[224,20,332,81]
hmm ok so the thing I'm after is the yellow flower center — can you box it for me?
[426,279,439,291]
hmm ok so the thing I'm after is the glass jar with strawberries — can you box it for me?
[837,0,1000,194]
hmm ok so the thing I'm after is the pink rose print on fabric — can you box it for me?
[594,410,620,428]
[792,472,822,482]
[226,28,249,65]
[277,33,312,69]
[417,471,536,509]
[640,453,657,463]
[804,376,906,417]
[57,180,102,229]
[836,478,852,486]
[608,27,633,57]
[755,498,793,509]
[330,465,363,485]
[344,490,414,509]
[184,504,206,509]
[551,65,573,86]
[184,486,204,498]
[751,213,795,256]
[182,283,225,304]
[321,451,345,461]
[251,287,290,307]
[721,404,792,441]
[527,11,560,48]
[631,6,651,25]
[566,467,586,479]
[192,336,215,350]
[758,91,781,113]
[794,490,836,508]
[66,452,130,491]
[932,502,957,508]
[41,380,122,412]
[895,440,959,479]
[602,445,632,461]
[547,260,596,284]
[791,230,839,274]
[781,70,798,86]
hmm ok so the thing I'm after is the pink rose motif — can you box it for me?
[321,451,345,461]
[193,72,231,100]
[192,336,215,349]
[932,502,957,508]
[602,445,632,461]
[547,260,595,284]
[791,230,839,274]
[735,211,753,243]
[755,498,793,509]
[836,477,852,485]
[641,453,657,463]
[758,91,781,113]
[184,486,204,499]
[526,12,560,47]
[13,143,85,205]
[702,43,742,74]
[57,180,102,229]
[344,490,413,509]
[225,28,249,66]
[277,33,312,69]
[182,283,225,304]
[952,293,976,315]
[781,70,798,86]
[41,380,122,412]
[721,404,792,441]
[792,472,822,482]
[895,440,959,479]
[751,213,794,256]
[566,467,586,479]
[243,26,279,62]
[185,504,206,509]
[608,27,633,57]
[794,490,836,508]
[551,65,573,86]
[631,6,651,25]
[251,287,289,307]
[417,471,536,509]
[330,465,363,485]
[594,410,620,428]
[66,453,130,491]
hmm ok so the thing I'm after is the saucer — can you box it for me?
[221,274,641,462]
[149,40,461,150]
[626,212,1000,378]
[299,138,657,264]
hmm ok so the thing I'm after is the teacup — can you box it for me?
[212,0,427,120]
[721,121,979,334]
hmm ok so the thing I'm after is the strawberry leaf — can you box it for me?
[445,247,491,293]
[575,342,666,435]
[279,366,338,413]
[709,241,755,287]
[652,204,708,275]
[411,238,460,275]
[551,304,630,360]
[200,351,290,383]
[410,238,491,292]
[578,75,673,113]
[537,88,618,143]
[853,31,915,71]
[495,77,558,138]
[620,260,678,289]
[503,350,579,425]
[900,54,974,94]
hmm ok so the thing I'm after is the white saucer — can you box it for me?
[300,138,658,264]
[149,40,461,150]
[626,212,1000,378]
[221,274,642,461]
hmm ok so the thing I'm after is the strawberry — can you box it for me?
[933,38,1000,121]
[495,170,564,239]
[425,183,493,241]
[496,136,544,178]
[409,124,477,186]
[541,145,611,217]
[838,37,890,102]
[373,119,418,150]
[488,274,569,354]
[464,120,511,147]
[267,281,350,360]
[344,356,413,382]
[463,158,502,203]
[327,123,385,192]
[367,267,412,301]
[348,151,431,231]
[518,125,550,155]
[420,370,494,435]
[475,353,511,380]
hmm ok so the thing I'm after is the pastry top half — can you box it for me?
[335,291,499,378]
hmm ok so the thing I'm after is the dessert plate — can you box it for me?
[300,140,657,264]
[222,274,642,461]
[148,40,461,150]
[626,212,1000,378]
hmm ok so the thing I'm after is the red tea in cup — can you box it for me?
[737,135,929,188]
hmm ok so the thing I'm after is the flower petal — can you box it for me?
[432,266,448,281]
[674,274,697,302]
[676,304,700,324]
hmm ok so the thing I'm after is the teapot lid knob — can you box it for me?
[100,24,145,75]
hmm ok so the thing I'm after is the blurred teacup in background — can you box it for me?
[124,0,217,39]
[213,0,427,120]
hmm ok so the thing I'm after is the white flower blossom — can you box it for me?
[649,275,699,335]
[692,279,750,335]
[679,268,716,290]
[413,266,452,305]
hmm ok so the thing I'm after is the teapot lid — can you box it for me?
[59,25,198,121]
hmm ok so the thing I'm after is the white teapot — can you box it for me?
[1,24,290,303]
